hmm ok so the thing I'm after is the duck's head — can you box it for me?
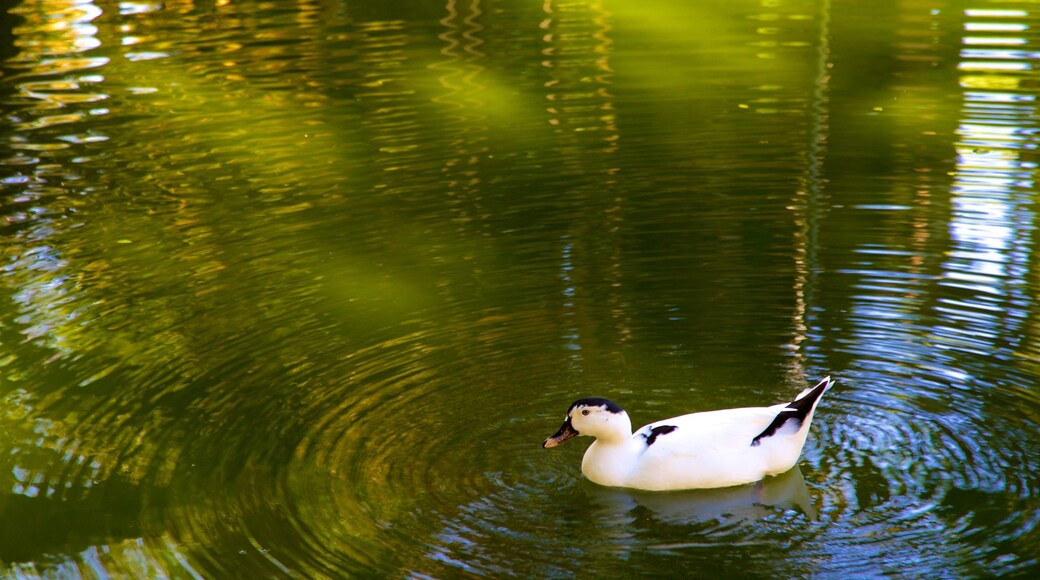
[543,397,631,448]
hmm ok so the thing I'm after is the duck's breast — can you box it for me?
[581,440,642,487]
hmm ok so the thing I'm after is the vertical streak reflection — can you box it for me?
[940,5,1038,361]
[2,0,107,358]
[434,0,490,209]
[788,0,831,381]
[541,0,627,369]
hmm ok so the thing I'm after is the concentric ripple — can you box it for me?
[806,373,1040,576]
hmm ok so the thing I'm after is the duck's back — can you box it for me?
[622,404,813,490]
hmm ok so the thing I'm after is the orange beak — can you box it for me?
[543,418,579,448]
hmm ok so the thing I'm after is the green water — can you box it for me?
[1,0,1039,576]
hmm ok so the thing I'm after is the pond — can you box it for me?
[1,0,1038,576]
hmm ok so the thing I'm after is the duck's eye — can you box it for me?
[582,409,590,416]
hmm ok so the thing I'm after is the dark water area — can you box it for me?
[1,0,1038,577]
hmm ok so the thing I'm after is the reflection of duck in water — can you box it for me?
[586,464,817,526]
[544,377,834,491]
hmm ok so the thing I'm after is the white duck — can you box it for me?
[543,376,834,490]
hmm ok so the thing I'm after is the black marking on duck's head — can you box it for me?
[567,397,624,415]
[644,424,677,447]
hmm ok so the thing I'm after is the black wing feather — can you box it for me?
[750,378,831,447]
[645,424,678,447]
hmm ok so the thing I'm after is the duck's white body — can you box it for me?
[544,377,834,491]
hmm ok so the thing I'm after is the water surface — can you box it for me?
[1,0,1039,577]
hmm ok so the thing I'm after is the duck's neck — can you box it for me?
[594,411,634,445]
[581,415,638,487]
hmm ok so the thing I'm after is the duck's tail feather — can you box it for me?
[750,376,834,447]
